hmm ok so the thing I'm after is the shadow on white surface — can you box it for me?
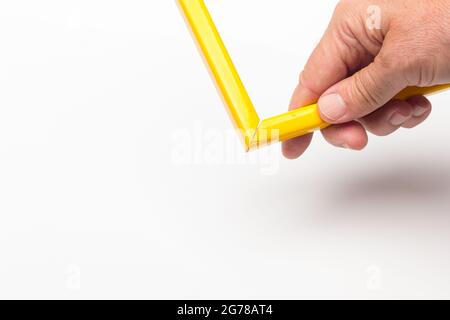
[331,163,450,208]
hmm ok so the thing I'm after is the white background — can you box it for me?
[0,0,450,299]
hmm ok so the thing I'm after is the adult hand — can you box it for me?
[283,0,450,159]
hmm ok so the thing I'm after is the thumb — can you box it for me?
[317,56,408,123]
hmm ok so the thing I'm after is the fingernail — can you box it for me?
[318,94,347,121]
[341,144,350,149]
[389,113,409,126]
[412,105,428,117]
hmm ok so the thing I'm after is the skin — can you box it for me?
[282,0,450,159]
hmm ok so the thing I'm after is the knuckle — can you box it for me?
[385,47,437,86]
[371,128,392,137]
[401,56,437,86]
[349,68,382,114]
[415,56,438,86]
[381,34,440,86]
[362,119,394,136]
[402,118,426,129]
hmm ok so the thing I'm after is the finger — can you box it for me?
[402,96,432,128]
[318,42,409,124]
[283,15,367,159]
[282,134,314,159]
[282,81,315,159]
[359,100,413,136]
[321,121,368,150]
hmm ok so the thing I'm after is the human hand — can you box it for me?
[283,0,450,159]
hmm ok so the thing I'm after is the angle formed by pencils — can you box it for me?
[177,0,450,151]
